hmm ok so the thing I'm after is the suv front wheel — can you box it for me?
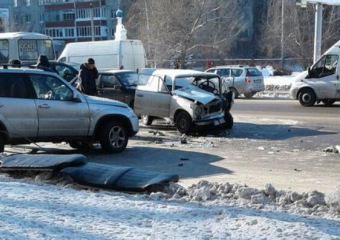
[99,121,128,153]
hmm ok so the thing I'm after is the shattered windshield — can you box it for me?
[173,76,221,95]
[115,72,138,87]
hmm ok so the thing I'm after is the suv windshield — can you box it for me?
[173,76,221,95]
[115,72,138,87]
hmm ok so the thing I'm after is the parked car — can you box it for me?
[0,67,139,153]
[30,61,79,82]
[290,40,340,107]
[95,70,138,109]
[134,69,234,134]
[205,65,265,98]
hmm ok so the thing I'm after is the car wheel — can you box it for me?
[321,99,336,106]
[223,112,234,130]
[299,89,316,107]
[142,115,153,126]
[176,111,193,134]
[0,136,4,153]
[100,121,128,154]
[231,88,239,99]
[69,141,92,150]
[244,92,255,99]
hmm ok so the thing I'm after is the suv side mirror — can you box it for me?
[73,93,82,102]
[307,67,311,78]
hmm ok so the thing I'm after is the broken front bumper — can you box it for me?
[193,112,225,126]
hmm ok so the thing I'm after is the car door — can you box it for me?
[28,73,90,137]
[96,74,126,103]
[307,54,339,99]
[0,72,38,138]
[134,75,171,117]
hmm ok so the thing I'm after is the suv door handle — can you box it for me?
[137,94,144,97]
[38,104,50,109]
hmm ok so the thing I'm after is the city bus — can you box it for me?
[0,32,55,65]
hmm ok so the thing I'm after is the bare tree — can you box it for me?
[257,0,340,68]
[126,0,249,68]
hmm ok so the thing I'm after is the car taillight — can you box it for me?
[245,73,251,83]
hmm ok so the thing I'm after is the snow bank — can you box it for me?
[0,173,340,239]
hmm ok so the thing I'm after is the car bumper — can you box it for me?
[194,112,225,126]
[245,84,265,94]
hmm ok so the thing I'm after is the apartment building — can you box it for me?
[10,0,121,42]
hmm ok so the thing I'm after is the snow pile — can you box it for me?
[0,174,340,239]
[158,180,340,217]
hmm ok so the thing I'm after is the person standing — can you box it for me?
[78,58,99,95]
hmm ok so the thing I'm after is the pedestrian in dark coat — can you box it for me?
[78,58,99,95]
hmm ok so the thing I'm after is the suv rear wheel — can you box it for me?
[321,99,336,106]
[0,136,4,153]
[99,121,128,153]
[244,92,255,99]
[176,111,192,134]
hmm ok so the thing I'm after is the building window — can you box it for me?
[111,9,116,19]
[26,0,31,6]
[26,14,31,23]
[63,10,75,21]
[111,28,115,38]
[40,14,45,22]
[13,0,18,7]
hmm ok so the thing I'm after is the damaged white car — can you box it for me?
[134,70,234,134]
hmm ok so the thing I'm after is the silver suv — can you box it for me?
[205,65,265,98]
[0,68,139,153]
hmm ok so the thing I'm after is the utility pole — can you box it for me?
[281,0,285,68]
[90,2,95,41]
[313,3,323,63]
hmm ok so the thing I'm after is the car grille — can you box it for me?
[209,101,221,114]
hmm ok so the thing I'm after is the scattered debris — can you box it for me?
[258,147,265,151]
[180,158,189,161]
[178,164,184,167]
[323,145,340,154]
[180,134,188,144]
[294,168,302,172]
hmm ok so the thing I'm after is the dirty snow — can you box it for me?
[0,173,340,240]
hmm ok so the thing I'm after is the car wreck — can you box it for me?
[134,70,234,134]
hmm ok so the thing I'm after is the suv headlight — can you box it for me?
[195,107,203,116]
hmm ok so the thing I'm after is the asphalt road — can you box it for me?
[233,98,340,127]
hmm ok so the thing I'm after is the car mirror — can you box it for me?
[307,67,311,78]
[73,93,82,102]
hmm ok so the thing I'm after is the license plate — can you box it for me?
[254,79,262,83]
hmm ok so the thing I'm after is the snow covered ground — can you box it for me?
[0,173,340,240]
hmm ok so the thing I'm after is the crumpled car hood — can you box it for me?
[85,95,128,108]
[173,85,219,105]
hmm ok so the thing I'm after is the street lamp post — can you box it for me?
[314,3,323,62]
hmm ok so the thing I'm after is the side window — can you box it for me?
[311,55,339,78]
[206,69,215,73]
[29,74,73,101]
[99,75,120,88]
[0,73,29,98]
[217,69,230,76]
[231,69,243,77]
[147,76,160,92]
[0,40,9,64]
[246,68,262,77]
[55,65,77,82]
[159,78,170,93]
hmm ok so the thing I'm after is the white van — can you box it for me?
[57,40,146,72]
[290,40,340,106]
[0,32,55,64]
